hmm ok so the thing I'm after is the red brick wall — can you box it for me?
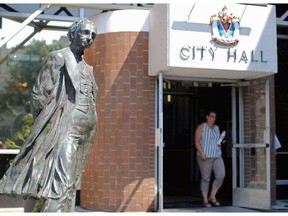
[81,32,156,211]
[243,81,266,188]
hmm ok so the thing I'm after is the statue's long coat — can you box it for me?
[0,47,97,200]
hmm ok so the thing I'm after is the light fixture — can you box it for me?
[167,94,172,103]
[168,82,171,89]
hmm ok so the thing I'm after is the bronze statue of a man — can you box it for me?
[0,19,98,212]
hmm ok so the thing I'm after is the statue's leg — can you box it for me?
[60,189,76,212]
[41,191,76,212]
[40,189,76,212]
[41,198,60,212]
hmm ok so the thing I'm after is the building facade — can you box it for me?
[80,4,280,212]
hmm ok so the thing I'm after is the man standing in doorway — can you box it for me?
[194,111,225,207]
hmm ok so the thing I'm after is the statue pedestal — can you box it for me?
[24,198,35,212]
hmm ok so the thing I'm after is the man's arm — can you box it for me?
[30,51,64,119]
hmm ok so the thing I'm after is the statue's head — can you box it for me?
[67,19,97,50]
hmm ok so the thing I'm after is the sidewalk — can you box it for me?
[0,200,287,213]
[76,200,288,213]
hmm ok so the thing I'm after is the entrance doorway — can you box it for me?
[275,39,288,199]
[162,80,232,208]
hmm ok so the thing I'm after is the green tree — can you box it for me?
[0,38,67,142]
[3,113,33,149]
[3,39,67,109]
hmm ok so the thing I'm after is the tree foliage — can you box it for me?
[0,38,67,143]
[2,39,67,109]
[3,113,33,149]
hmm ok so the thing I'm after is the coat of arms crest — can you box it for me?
[210,5,240,46]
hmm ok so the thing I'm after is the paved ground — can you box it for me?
[76,199,288,213]
[0,200,287,213]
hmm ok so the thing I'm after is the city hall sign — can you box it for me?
[149,4,277,78]
[179,6,268,64]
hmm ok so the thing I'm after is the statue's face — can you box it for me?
[74,22,97,50]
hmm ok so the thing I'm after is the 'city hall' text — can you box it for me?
[179,45,268,63]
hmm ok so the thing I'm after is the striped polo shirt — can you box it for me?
[200,122,222,158]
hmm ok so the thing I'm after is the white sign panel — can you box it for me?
[149,4,278,80]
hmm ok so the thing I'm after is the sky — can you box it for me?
[0,18,69,48]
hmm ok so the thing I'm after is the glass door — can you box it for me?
[232,79,271,210]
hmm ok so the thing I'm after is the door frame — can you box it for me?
[156,72,164,212]
[156,76,235,210]
[156,76,272,211]
[231,79,271,210]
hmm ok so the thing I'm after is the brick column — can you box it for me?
[81,32,156,211]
